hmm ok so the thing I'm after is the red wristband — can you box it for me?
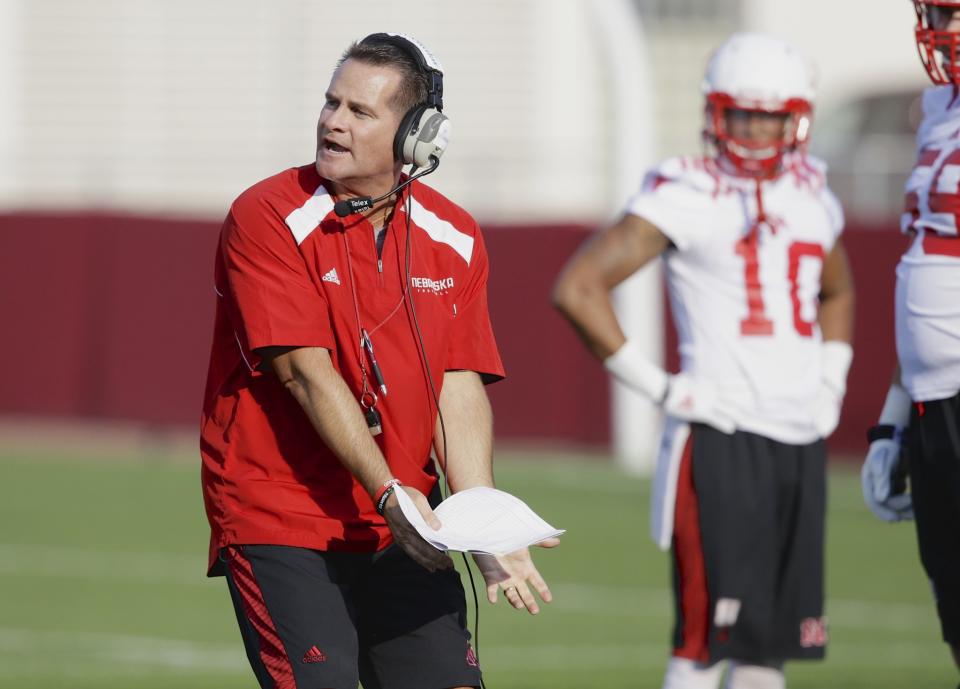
[374,479,402,515]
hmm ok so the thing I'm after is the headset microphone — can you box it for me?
[334,196,376,217]
[333,156,441,217]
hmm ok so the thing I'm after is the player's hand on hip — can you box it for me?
[811,381,843,437]
[472,540,557,615]
[382,487,454,572]
[662,373,736,434]
[861,434,913,522]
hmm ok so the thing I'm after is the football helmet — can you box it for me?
[702,33,815,178]
[914,0,960,85]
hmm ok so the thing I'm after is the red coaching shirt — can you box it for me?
[200,164,504,575]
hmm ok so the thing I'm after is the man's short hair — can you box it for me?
[338,40,429,116]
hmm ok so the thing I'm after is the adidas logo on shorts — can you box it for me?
[321,268,341,285]
[302,645,327,664]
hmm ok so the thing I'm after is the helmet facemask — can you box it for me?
[704,93,812,178]
[914,0,960,85]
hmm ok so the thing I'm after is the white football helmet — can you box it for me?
[914,0,960,85]
[702,33,815,178]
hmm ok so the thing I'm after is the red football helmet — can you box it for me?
[702,33,814,178]
[914,0,960,84]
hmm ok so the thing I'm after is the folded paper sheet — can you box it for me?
[393,486,564,555]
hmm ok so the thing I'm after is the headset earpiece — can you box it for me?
[395,106,451,168]
[359,32,449,168]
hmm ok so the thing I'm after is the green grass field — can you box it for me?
[0,445,953,689]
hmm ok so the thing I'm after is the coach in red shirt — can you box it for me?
[200,33,556,689]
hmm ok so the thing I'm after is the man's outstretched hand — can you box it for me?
[472,538,560,615]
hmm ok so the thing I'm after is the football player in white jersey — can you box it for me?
[554,34,854,689]
[861,1,960,677]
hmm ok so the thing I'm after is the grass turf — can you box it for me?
[0,448,952,688]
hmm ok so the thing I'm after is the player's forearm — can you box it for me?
[818,287,854,343]
[553,215,669,360]
[552,275,626,360]
[433,370,494,491]
[891,364,903,388]
[277,349,393,497]
[818,241,854,344]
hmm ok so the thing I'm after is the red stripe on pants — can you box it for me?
[672,436,711,662]
[226,547,297,689]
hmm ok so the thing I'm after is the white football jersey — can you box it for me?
[896,85,960,402]
[626,154,843,444]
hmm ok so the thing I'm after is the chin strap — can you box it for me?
[745,178,771,245]
[754,179,766,224]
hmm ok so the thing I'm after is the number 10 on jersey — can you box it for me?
[735,237,825,337]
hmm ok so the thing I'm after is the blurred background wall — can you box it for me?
[0,0,926,467]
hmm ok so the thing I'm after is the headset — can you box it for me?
[358,32,451,169]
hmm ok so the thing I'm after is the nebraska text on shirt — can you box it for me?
[410,275,454,293]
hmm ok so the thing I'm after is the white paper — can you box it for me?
[392,486,564,555]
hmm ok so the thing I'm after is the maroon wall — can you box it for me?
[485,225,610,446]
[834,224,910,452]
[0,212,904,453]
[0,213,609,444]
[1,213,219,423]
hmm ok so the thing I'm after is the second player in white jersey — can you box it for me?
[897,84,960,402]
[627,153,844,444]
[861,2,960,678]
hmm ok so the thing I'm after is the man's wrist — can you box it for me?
[603,340,669,403]
[866,424,898,443]
[373,478,402,515]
